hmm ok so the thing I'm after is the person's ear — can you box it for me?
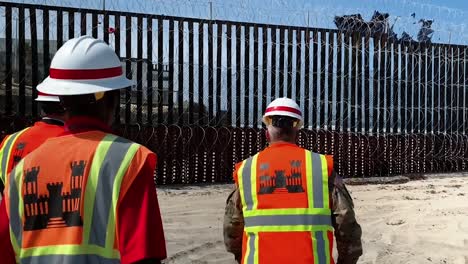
[265,129,270,142]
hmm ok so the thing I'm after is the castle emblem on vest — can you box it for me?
[23,161,86,230]
[258,160,305,194]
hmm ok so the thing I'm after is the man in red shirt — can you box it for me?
[0,92,67,195]
[0,36,166,264]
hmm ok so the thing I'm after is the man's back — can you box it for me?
[233,142,334,264]
[1,128,167,263]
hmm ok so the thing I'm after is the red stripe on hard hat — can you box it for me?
[265,106,302,116]
[49,66,123,80]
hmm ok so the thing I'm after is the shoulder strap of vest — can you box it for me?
[82,133,141,253]
[0,128,29,185]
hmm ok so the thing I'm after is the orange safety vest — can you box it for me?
[234,142,334,264]
[3,130,154,263]
[0,120,65,187]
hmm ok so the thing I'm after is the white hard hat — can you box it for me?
[263,97,303,128]
[35,91,60,102]
[37,36,134,96]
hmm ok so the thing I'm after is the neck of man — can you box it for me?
[269,138,296,145]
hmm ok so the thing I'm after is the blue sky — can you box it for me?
[3,0,468,45]
[2,0,468,44]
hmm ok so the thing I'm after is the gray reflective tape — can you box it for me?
[1,132,20,183]
[315,231,326,264]
[89,136,135,247]
[246,233,256,264]
[20,254,120,264]
[242,157,254,210]
[312,153,324,208]
[245,214,332,227]
[9,165,22,247]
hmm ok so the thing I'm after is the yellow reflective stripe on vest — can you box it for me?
[237,154,259,212]
[84,134,139,251]
[19,244,120,259]
[8,159,25,257]
[0,128,28,185]
[319,154,329,207]
[244,214,332,228]
[245,224,333,233]
[20,254,120,264]
[311,151,327,208]
[82,134,114,244]
[312,230,331,264]
[305,149,314,208]
[244,232,259,264]
[106,138,140,249]
[243,207,331,218]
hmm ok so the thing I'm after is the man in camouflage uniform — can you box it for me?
[224,173,363,263]
[223,98,362,264]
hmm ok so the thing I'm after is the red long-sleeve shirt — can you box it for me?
[0,116,166,263]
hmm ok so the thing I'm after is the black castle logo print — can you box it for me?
[23,161,86,231]
[258,160,305,194]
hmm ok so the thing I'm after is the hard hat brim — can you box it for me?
[37,75,135,96]
[262,112,304,128]
[35,95,60,102]
[263,111,302,121]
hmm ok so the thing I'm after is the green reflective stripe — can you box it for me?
[324,230,331,264]
[312,231,319,264]
[312,231,331,264]
[20,254,120,264]
[245,224,333,233]
[0,134,13,184]
[243,208,331,217]
[105,142,139,249]
[245,214,332,227]
[305,150,313,208]
[8,160,24,255]
[236,160,247,211]
[0,129,28,184]
[244,232,259,264]
[320,155,329,205]
[82,134,116,245]
[312,153,325,208]
[238,154,259,212]
[9,228,20,258]
[0,134,16,184]
[19,244,120,259]
[249,154,259,211]
[254,232,259,264]
[89,135,136,248]
[239,156,255,211]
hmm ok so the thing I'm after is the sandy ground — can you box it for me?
[158,175,468,264]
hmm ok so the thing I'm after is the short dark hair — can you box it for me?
[39,102,65,115]
[270,116,297,140]
[271,116,296,129]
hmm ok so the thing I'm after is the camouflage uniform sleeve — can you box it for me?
[330,171,363,264]
[223,187,244,263]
